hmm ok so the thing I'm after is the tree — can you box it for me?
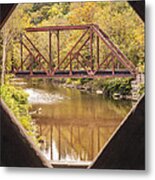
[0,4,31,85]
[1,27,14,85]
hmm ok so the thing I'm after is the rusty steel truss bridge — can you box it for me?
[12,24,137,78]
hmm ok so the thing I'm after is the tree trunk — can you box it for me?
[1,37,7,86]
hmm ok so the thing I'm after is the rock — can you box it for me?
[112,93,122,100]
[65,84,75,88]
[96,90,103,94]
[76,85,84,90]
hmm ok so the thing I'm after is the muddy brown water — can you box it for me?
[23,81,132,164]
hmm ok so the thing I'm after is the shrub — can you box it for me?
[66,78,72,84]
[92,78,132,96]
[104,78,132,96]
[0,85,37,140]
[80,78,93,85]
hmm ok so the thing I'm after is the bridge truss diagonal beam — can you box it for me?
[13,24,136,78]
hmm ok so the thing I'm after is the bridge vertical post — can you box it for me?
[97,36,99,69]
[49,31,52,72]
[112,57,115,75]
[57,30,60,70]
[30,55,33,76]
[117,62,120,69]
[69,54,72,75]
[90,27,93,72]
[20,33,23,71]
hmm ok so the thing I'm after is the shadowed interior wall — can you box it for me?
[0,4,17,29]
[129,0,145,22]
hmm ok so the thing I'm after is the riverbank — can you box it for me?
[10,76,144,101]
[44,76,144,101]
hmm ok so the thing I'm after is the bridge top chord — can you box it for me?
[25,24,98,32]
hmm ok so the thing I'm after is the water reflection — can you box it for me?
[37,124,117,162]
[25,82,132,163]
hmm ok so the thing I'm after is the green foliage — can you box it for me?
[104,78,132,96]
[93,78,132,96]
[25,2,70,25]
[63,77,132,97]
[73,78,81,85]
[0,85,37,139]
[65,78,92,86]
[93,79,105,89]
[137,60,145,73]
[2,74,15,85]
[12,90,28,104]
[66,78,72,84]
[79,78,93,85]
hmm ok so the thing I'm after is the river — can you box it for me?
[21,80,132,164]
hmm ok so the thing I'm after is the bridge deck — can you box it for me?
[14,70,134,78]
